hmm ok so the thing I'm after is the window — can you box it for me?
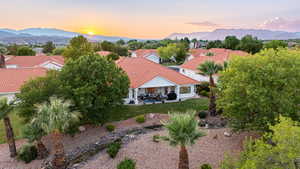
[180,86,191,94]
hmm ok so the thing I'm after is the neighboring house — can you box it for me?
[131,49,161,63]
[5,55,64,70]
[116,57,199,104]
[96,51,112,56]
[181,48,248,82]
[0,68,47,101]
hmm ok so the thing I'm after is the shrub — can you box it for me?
[106,124,116,132]
[199,90,209,97]
[198,111,208,119]
[196,82,210,96]
[107,142,121,158]
[17,144,38,163]
[135,115,146,123]
[152,134,160,143]
[117,158,136,169]
[200,163,212,169]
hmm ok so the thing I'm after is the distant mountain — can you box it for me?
[167,29,300,40]
[0,28,135,45]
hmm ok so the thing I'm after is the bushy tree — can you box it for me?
[238,35,263,54]
[42,41,55,54]
[16,71,62,122]
[59,54,129,124]
[221,117,300,169]
[6,44,19,55]
[158,43,187,63]
[106,52,120,60]
[224,36,240,50]
[116,39,125,46]
[163,111,205,169]
[206,40,223,49]
[63,35,93,60]
[100,41,128,56]
[217,48,300,131]
[16,46,36,56]
[33,97,80,169]
[52,47,65,55]
[264,40,288,50]
[0,98,17,157]
[198,61,223,116]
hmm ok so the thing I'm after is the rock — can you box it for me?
[224,131,232,137]
[78,126,86,132]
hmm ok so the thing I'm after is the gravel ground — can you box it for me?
[81,128,258,169]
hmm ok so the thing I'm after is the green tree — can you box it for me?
[206,40,223,49]
[0,46,8,68]
[198,61,223,116]
[16,71,62,122]
[158,43,187,63]
[217,48,300,131]
[101,41,115,51]
[127,40,144,50]
[92,42,102,52]
[116,39,125,46]
[0,98,17,157]
[22,122,48,159]
[163,112,205,169]
[7,44,19,55]
[238,35,263,54]
[264,40,288,50]
[221,117,300,169]
[59,54,129,124]
[224,36,240,50]
[16,46,36,56]
[62,35,93,60]
[106,52,120,60]
[42,41,56,54]
[52,47,65,55]
[32,97,80,169]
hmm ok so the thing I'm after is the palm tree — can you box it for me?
[198,61,223,116]
[32,97,80,169]
[0,98,17,157]
[163,111,205,169]
[23,122,48,159]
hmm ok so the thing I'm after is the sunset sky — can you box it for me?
[2,0,300,38]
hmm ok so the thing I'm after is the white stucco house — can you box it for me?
[180,48,248,82]
[5,55,64,70]
[131,49,161,64]
[116,57,199,104]
[0,68,47,101]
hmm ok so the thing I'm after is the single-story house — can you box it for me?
[180,48,248,82]
[116,57,199,104]
[5,55,64,70]
[131,49,161,64]
[0,68,47,101]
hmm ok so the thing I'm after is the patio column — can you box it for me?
[134,88,139,104]
[175,85,180,101]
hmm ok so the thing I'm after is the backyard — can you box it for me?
[0,98,208,144]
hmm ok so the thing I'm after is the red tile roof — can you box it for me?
[116,57,198,88]
[133,49,158,58]
[96,51,112,56]
[0,68,47,93]
[182,48,248,71]
[5,55,64,68]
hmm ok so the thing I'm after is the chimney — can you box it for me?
[0,55,5,68]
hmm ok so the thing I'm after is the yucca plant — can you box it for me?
[198,61,223,116]
[32,97,80,169]
[0,98,17,157]
[162,111,205,169]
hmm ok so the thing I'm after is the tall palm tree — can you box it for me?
[198,61,223,116]
[0,98,17,157]
[32,97,80,169]
[163,112,205,169]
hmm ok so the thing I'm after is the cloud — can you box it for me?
[258,17,300,32]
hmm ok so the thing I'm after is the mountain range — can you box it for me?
[0,28,300,45]
[167,29,300,40]
[0,28,133,45]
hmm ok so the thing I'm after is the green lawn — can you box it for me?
[0,112,24,144]
[0,98,208,144]
[107,98,208,122]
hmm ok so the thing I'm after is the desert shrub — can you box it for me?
[152,134,160,143]
[107,142,121,158]
[17,144,38,163]
[106,124,116,132]
[117,158,136,169]
[135,115,146,123]
[200,163,212,169]
[198,111,208,119]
